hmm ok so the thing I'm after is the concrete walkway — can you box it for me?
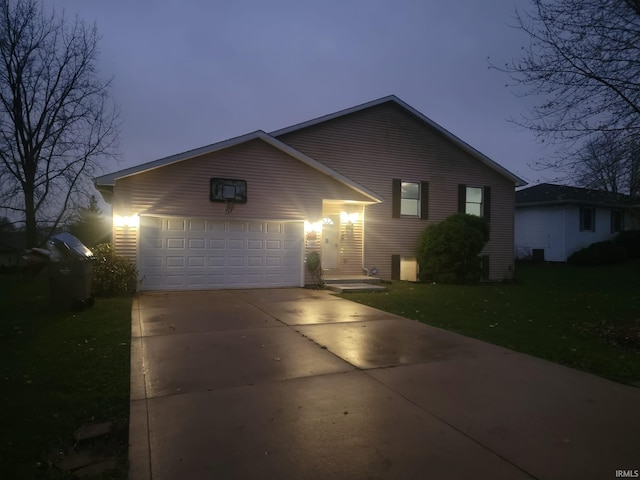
[129,288,640,479]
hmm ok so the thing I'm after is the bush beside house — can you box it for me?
[567,230,640,266]
[416,213,490,284]
[91,243,138,296]
[567,241,627,266]
[615,230,640,259]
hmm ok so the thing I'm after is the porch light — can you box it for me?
[114,214,140,228]
[340,212,359,223]
[304,220,322,234]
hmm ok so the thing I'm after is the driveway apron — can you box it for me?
[129,288,640,480]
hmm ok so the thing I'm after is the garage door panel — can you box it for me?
[247,256,263,267]
[167,220,186,231]
[188,257,205,267]
[265,240,281,249]
[207,273,224,285]
[167,238,185,249]
[144,256,163,268]
[166,257,185,268]
[188,238,206,249]
[139,218,302,291]
[266,256,281,267]
[189,220,206,231]
[187,274,206,287]
[228,256,245,266]
[208,256,224,266]
[142,237,162,249]
[166,275,185,286]
[209,221,225,232]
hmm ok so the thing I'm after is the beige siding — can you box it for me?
[278,103,517,281]
[112,139,371,262]
[113,225,137,263]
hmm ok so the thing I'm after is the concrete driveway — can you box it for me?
[129,288,640,480]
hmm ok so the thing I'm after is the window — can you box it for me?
[392,179,429,219]
[580,207,595,232]
[611,210,624,233]
[458,184,491,220]
[401,182,420,216]
[465,186,483,216]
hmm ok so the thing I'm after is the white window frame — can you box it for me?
[401,181,420,217]
[465,186,484,217]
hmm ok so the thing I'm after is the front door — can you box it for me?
[321,216,340,269]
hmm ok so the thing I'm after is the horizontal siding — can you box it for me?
[279,103,517,281]
[515,206,566,261]
[113,226,137,263]
[113,139,370,220]
[113,139,373,263]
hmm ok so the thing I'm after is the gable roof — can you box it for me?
[94,130,382,203]
[271,95,527,187]
[516,183,639,208]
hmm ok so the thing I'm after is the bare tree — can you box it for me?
[573,131,640,196]
[0,0,118,248]
[495,0,640,192]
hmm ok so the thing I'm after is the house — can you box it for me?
[94,95,526,291]
[515,183,640,262]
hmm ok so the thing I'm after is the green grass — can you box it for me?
[0,271,132,479]
[342,261,640,384]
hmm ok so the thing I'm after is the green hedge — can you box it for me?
[92,243,138,296]
[567,241,627,266]
[417,213,490,284]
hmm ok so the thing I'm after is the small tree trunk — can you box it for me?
[24,186,38,248]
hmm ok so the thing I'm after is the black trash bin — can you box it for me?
[48,233,95,311]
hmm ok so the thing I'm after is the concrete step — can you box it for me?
[326,283,387,294]
[324,276,381,285]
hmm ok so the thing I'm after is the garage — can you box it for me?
[138,216,304,290]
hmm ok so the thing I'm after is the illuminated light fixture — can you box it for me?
[114,214,140,228]
[304,220,322,234]
[340,212,359,223]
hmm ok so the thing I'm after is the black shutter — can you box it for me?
[391,254,401,280]
[420,181,429,219]
[458,184,466,213]
[483,186,491,221]
[392,179,401,218]
[481,255,490,280]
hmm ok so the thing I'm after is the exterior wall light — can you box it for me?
[304,220,322,234]
[340,212,359,223]
[114,214,140,228]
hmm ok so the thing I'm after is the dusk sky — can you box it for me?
[60,0,551,186]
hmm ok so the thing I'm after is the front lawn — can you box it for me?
[342,261,640,384]
[0,271,132,479]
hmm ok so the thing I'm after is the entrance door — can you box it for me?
[321,216,340,269]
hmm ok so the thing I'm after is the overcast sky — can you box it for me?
[59,0,551,186]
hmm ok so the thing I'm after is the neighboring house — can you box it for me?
[94,95,526,291]
[515,183,640,262]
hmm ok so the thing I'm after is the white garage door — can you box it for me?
[138,217,304,290]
